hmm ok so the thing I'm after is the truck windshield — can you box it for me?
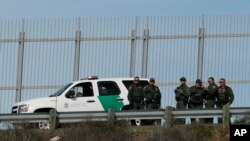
[49,83,72,97]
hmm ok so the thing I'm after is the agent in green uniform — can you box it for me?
[189,79,206,124]
[216,78,234,123]
[174,76,190,124]
[143,77,161,110]
[204,77,218,123]
[128,76,144,110]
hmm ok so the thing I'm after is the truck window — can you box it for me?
[122,80,149,90]
[68,82,94,98]
[98,81,120,96]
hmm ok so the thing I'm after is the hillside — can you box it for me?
[0,122,229,141]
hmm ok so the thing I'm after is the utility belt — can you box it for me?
[132,98,143,102]
[190,103,203,106]
[217,99,229,105]
[189,98,203,105]
[146,100,154,103]
[206,98,216,101]
[176,97,186,101]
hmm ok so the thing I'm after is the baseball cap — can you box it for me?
[195,79,202,85]
[149,77,155,82]
[180,77,186,81]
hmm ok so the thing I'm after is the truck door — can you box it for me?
[59,82,99,112]
[97,81,123,112]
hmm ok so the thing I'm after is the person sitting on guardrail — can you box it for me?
[216,78,234,123]
[174,76,190,124]
[188,79,206,124]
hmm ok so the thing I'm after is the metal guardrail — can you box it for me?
[58,111,109,123]
[116,110,164,120]
[0,113,49,123]
[230,107,250,116]
[172,109,223,119]
[1,106,250,129]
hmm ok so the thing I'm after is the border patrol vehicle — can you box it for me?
[11,76,149,129]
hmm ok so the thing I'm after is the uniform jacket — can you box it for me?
[189,86,206,105]
[205,83,218,101]
[217,86,234,105]
[143,84,161,103]
[174,83,190,102]
[128,84,144,101]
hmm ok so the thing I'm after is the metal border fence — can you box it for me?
[1,15,250,114]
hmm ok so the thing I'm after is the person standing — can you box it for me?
[189,79,206,124]
[204,77,218,124]
[174,76,190,124]
[127,76,144,110]
[143,77,161,110]
[216,78,234,123]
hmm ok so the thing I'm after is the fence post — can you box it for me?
[164,106,174,127]
[197,27,205,80]
[49,109,57,131]
[141,29,149,78]
[16,31,25,102]
[223,103,230,126]
[73,30,81,81]
[129,30,136,77]
[73,17,81,81]
[108,108,115,126]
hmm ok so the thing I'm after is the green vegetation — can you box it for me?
[233,113,250,125]
[0,121,230,141]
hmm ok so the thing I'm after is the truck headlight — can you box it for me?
[18,104,29,113]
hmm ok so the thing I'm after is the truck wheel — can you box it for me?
[129,119,142,126]
[38,121,50,129]
[135,119,141,126]
[127,120,132,126]
[34,108,57,129]
[153,119,161,125]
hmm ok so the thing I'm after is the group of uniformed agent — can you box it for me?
[128,77,161,110]
[174,76,234,124]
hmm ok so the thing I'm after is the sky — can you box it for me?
[1,0,250,119]
[0,0,250,19]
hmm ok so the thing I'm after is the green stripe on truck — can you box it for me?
[98,95,124,112]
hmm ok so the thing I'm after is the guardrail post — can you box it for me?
[164,106,174,127]
[49,109,57,131]
[223,103,230,126]
[108,108,115,126]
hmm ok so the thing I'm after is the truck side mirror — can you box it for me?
[66,90,75,98]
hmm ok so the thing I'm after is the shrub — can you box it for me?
[57,121,132,141]
[193,123,213,141]
[145,126,195,141]
[233,113,250,125]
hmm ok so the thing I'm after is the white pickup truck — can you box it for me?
[11,76,149,129]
